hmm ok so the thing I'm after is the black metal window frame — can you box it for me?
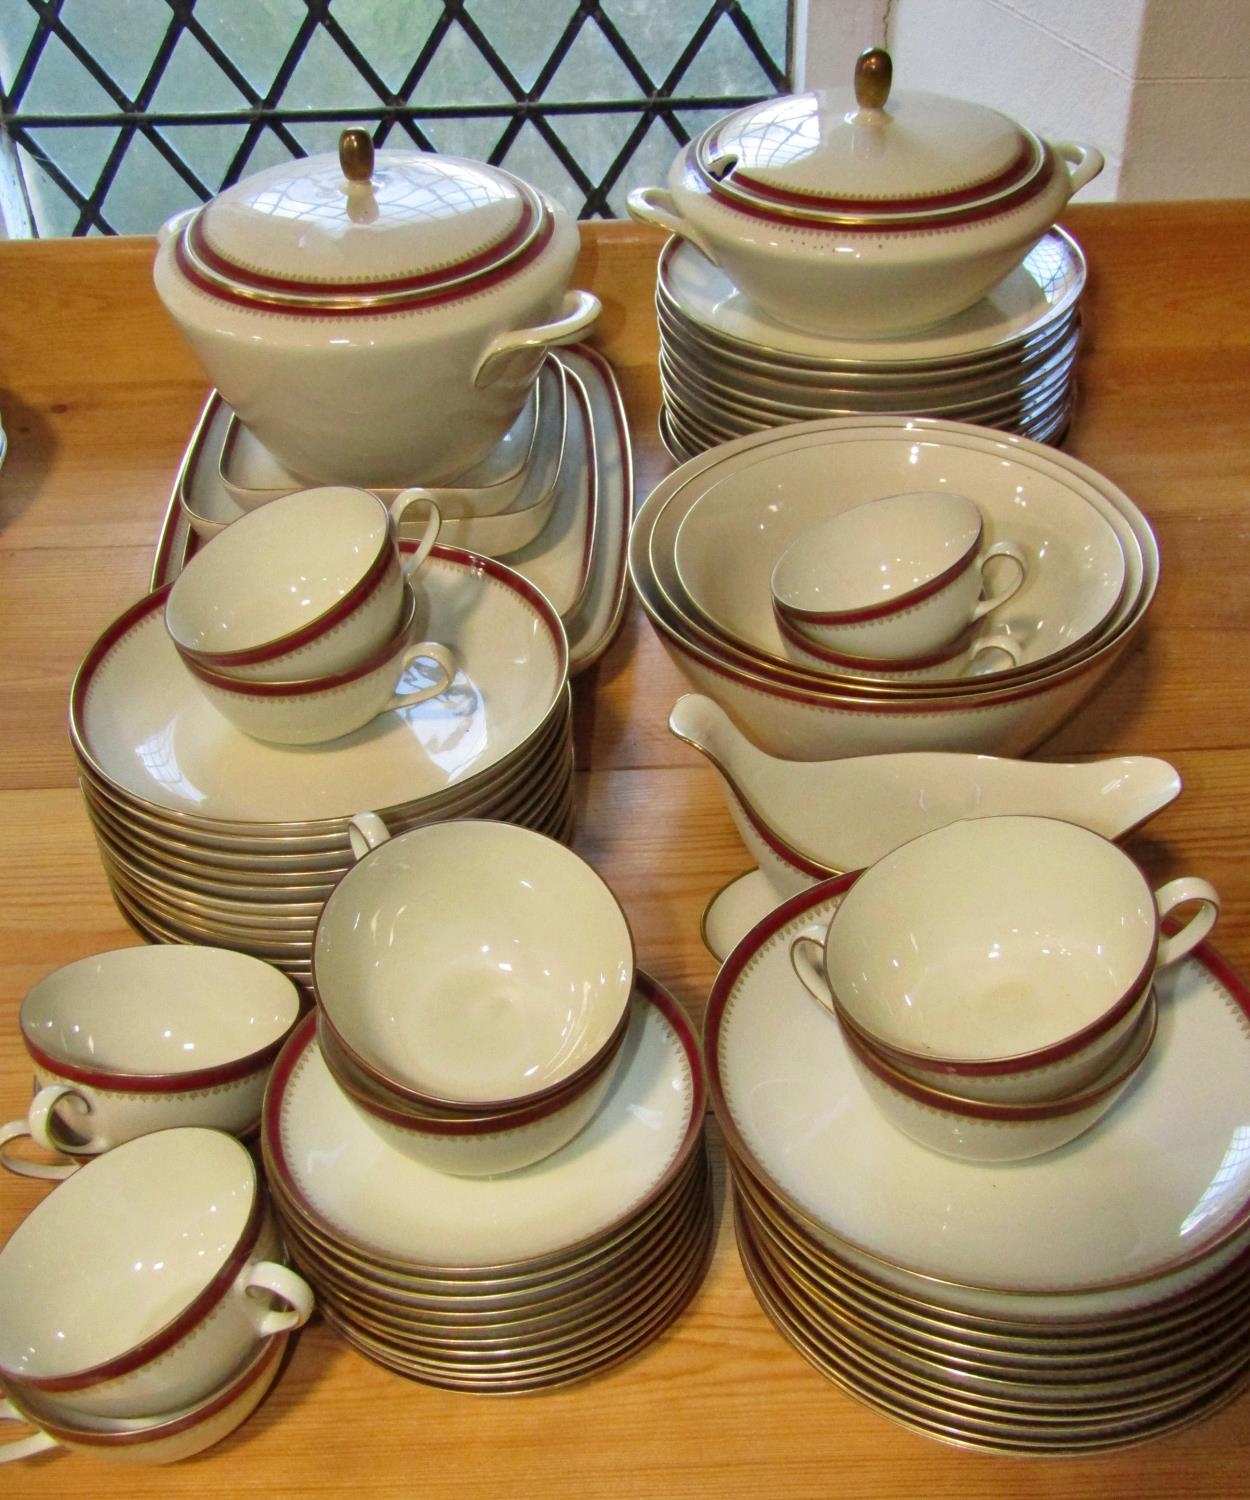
[0,0,792,233]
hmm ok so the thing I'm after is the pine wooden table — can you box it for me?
[1,206,1248,1496]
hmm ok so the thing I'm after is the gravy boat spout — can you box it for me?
[668,693,1181,898]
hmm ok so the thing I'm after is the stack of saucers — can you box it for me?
[655,231,1084,460]
[262,974,712,1393]
[69,546,573,986]
[707,876,1250,1454]
[629,416,1157,761]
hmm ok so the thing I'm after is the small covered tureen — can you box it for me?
[155,132,599,487]
[628,49,1102,338]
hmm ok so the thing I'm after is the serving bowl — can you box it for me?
[628,49,1102,336]
[155,131,600,486]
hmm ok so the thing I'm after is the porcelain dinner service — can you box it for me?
[6,64,1250,1471]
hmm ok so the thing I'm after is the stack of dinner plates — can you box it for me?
[706,876,1250,1454]
[262,977,713,1392]
[629,415,1157,761]
[69,547,573,986]
[655,230,1085,461]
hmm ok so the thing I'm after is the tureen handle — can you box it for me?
[472,290,602,390]
[1053,142,1105,197]
[339,128,375,184]
[626,187,721,265]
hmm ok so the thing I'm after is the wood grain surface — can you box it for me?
[0,205,1248,1496]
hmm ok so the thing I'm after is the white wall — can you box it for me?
[795,0,1250,201]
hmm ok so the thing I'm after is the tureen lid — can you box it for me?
[692,48,1053,227]
[174,131,551,312]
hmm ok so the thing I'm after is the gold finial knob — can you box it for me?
[339,129,375,183]
[854,47,893,111]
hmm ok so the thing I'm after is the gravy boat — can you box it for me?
[669,693,1181,899]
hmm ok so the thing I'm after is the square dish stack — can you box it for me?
[69,547,573,987]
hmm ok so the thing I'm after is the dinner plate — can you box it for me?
[659,229,1086,370]
[263,974,703,1270]
[73,548,567,825]
[706,876,1250,1321]
[669,431,1127,681]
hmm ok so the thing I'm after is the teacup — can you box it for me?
[841,989,1158,1163]
[773,605,1024,681]
[165,485,441,681]
[0,1332,288,1466]
[791,815,1219,1104]
[0,1128,313,1421]
[182,582,454,745]
[0,945,301,1180]
[314,815,635,1114]
[770,491,1027,661]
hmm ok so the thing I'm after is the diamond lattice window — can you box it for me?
[0,0,792,236]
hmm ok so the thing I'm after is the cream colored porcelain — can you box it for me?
[264,981,700,1269]
[154,136,600,486]
[0,946,299,1180]
[0,1332,288,1466]
[184,585,454,746]
[315,815,633,1110]
[665,428,1126,686]
[773,612,1022,680]
[771,492,1026,660]
[842,992,1157,1163]
[629,416,1155,760]
[0,1129,311,1420]
[219,355,550,513]
[73,550,567,825]
[706,877,1250,1321]
[165,485,439,680]
[670,693,1182,901]
[792,816,1217,1102]
[629,52,1101,336]
[658,228,1087,371]
[337,1044,623,1178]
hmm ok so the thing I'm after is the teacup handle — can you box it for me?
[242,1260,315,1338]
[964,634,1023,677]
[348,811,392,861]
[1155,877,1220,969]
[789,928,836,1015]
[0,1400,59,1463]
[626,186,721,265]
[972,542,1027,621]
[472,290,601,390]
[0,1085,92,1180]
[388,641,454,712]
[389,491,442,578]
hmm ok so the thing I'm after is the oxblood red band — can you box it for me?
[694,150,1058,235]
[702,132,1039,217]
[777,526,982,626]
[22,1029,289,1093]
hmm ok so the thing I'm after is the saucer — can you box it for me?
[74,549,566,825]
[707,876,1250,1321]
[263,973,702,1269]
[700,868,785,961]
